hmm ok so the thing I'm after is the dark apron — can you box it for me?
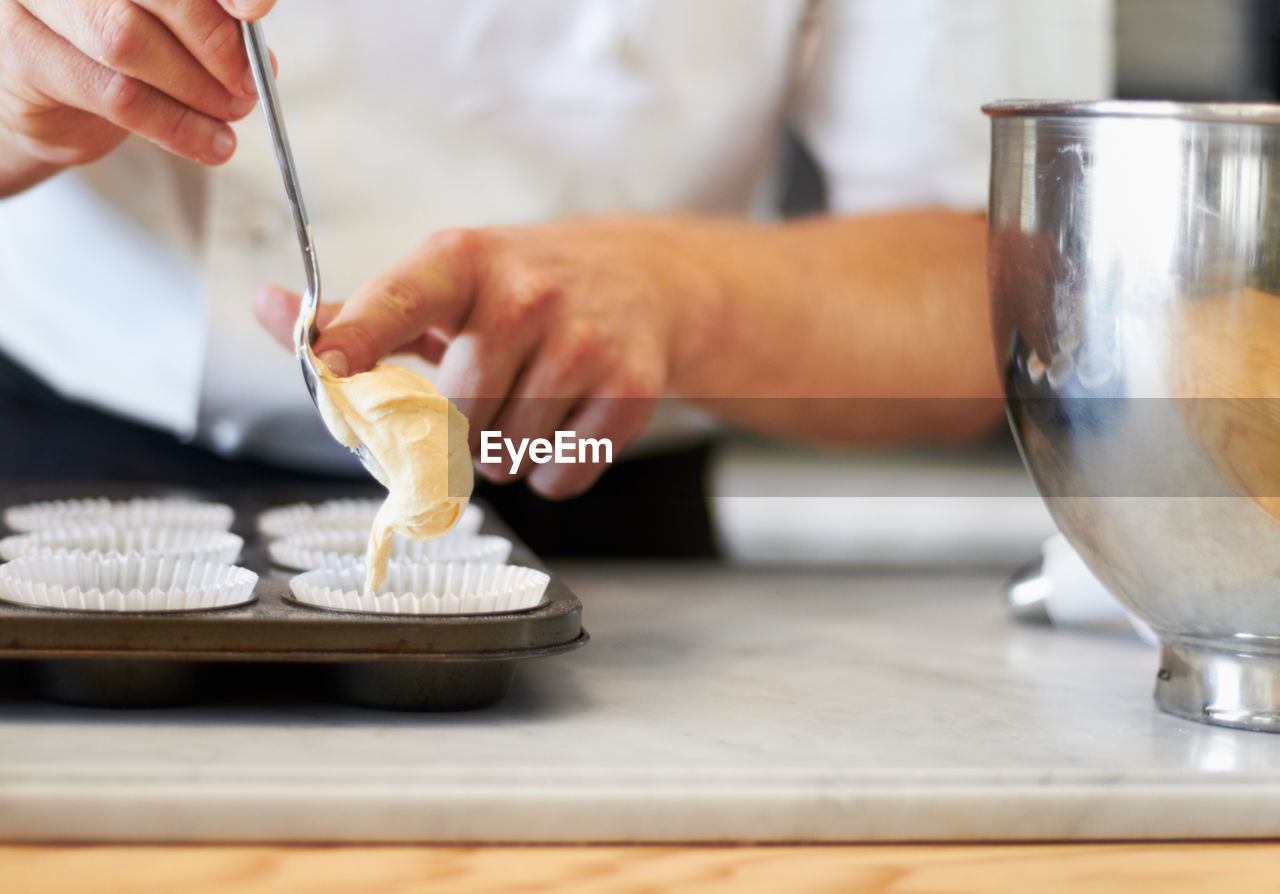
[0,350,716,557]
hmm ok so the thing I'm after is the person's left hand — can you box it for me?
[254,220,717,497]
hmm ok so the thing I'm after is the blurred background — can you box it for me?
[695,0,1280,569]
[781,0,1280,238]
[4,1,1277,567]
[1115,0,1277,102]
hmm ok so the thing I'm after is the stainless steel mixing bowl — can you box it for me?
[986,100,1280,731]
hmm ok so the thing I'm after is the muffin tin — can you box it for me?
[0,481,586,710]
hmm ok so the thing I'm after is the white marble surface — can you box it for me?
[2,563,1280,842]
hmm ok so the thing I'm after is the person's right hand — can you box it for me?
[0,0,277,195]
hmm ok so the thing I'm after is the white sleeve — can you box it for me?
[790,0,1114,213]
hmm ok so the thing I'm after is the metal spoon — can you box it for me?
[241,20,382,479]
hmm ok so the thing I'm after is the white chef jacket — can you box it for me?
[0,0,1112,474]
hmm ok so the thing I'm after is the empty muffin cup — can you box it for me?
[3,498,234,533]
[257,499,484,539]
[0,525,244,564]
[0,554,258,612]
[269,530,511,571]
[290,561,549,615]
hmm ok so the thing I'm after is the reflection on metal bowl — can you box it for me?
[986,100,1280,731]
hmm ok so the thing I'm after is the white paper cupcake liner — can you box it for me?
[269,529,512,571]
[0,525,243,564]
[257,499,483,539]
[0,554,257,613]
[290,561,549,615]
[3,498,234,534]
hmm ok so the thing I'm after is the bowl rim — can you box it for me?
[982,99,1280,124]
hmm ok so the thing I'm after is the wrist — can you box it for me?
[645,217,734,398]
[0,128,62,199]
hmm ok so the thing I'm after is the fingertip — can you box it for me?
[313,324,371,375]
[206,127,236,164]
[472,457,512,485]
[223,0,277,21]
[252,285,300,346]
[318,350,350,378]
[228,96,257,120]
[528,463,596,500]
[252,283,297,317]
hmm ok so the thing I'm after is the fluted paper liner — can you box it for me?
[290,561,549,615]
[269,530,511,571]
[4,498,234,533]
[0,525,243,563]
[257,499,483,540]
[0,554,257,613]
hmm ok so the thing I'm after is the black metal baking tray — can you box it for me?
[0,479,587,710]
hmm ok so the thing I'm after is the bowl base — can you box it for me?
[1156,639,1280,732]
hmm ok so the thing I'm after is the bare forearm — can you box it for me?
[255,208,1004,497]
[658,209,1004,444]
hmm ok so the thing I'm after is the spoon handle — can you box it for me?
[241,20,322,375]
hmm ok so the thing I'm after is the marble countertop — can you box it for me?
[1,562,1279,843]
